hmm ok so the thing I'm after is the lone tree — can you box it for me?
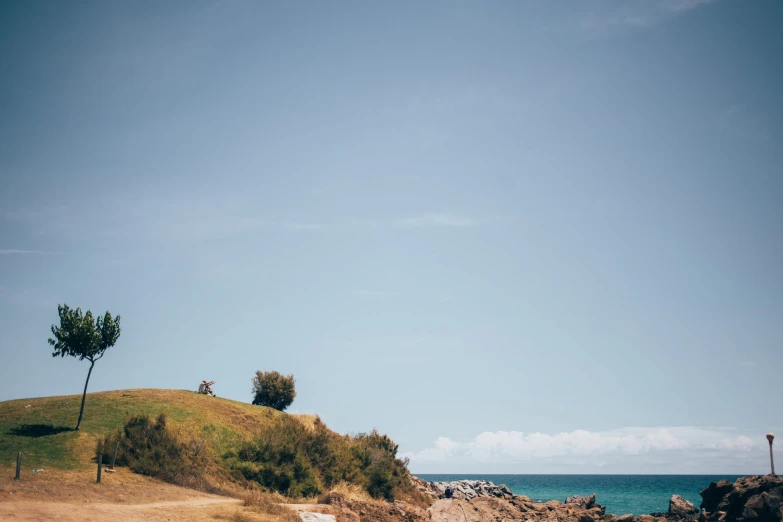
[251,370,296,411]
[48,304,121,430]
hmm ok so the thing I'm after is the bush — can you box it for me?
[95,411,426,504]
[95,413,210,490]
[251,371,296,411]
[234,416,415,501]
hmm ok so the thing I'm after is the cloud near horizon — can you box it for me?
[398,214,475,228]
[404,427,760,473]
[0,249,44,255]
[580,0,719,31]
[289,223,330,231]
[352,289,397,298]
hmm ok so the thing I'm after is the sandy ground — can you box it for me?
[0,467,287,521]
[0,498,244,521]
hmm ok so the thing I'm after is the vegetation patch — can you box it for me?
[1,389,428,506]
[96,413,217,492]
[0,389,284,470]
[233,415,419,501]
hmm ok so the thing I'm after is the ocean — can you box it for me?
[415,474,742,516]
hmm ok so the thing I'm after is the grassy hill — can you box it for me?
[0,388,295,470]
[0,388,422,505]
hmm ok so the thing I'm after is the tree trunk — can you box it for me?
[75,360,95,431]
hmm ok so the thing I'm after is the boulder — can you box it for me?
[566,495,597,510]
[616,515,634,522]
[669,495,698,518]
[700,475,783,522]
[300,514,337,522]
[421,479,519,501]
[701,481,735,514]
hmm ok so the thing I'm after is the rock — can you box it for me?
[419,479,520,501]
[617,515,634,522]
[566,495,597,510]
[701,482,735,514]
[425,489,613,522]
[700,475,783,522]
[669,495,698,518]
[300,514,337,522]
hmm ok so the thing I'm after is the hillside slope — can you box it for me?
[0,388,298,470]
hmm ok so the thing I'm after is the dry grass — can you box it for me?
[212,509,281,522]
[242,490,301,522]
[325,481,376,503]
[291,414,319,432]
[0,468,301,522]
[212,512,256,522]
[0,466,227,504]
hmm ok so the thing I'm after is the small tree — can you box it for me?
[251,370,296,411]
[48,304,121,430]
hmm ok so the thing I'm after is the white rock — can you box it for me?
[299,513,336,522]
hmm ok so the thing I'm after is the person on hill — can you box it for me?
[197,380,215,396]
[445,486,453,499]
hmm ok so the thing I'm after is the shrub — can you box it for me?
[95,413,210,490]
[235,416,416,501]
[351,430,407,501]
[96,411,426,504]
[251,371,296,411]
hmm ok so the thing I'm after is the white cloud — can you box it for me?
[0,249,44,255]
[405,427,760,473]
[399,214,475,228]
[289,223,330,231]
[353,289,396,298]
[662,0,718,14]
[580,0,719,31]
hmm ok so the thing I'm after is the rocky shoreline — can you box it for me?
[393,475,782,522]
[308,475,782,522]
[418,479,515,501]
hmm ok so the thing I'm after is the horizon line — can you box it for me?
[412,472,752,476]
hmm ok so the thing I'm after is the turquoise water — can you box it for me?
[416,474,741,515]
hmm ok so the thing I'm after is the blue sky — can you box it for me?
[1,0,781,474]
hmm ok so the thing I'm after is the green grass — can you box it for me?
[0,388,426,504]
[0,388,284,470]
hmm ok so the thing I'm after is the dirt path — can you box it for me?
[0,469,266,521]
[0,497,243,521]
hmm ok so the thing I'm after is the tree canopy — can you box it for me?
[48,304,121,430]
[251,370,296,411]
[49,304,121,363]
